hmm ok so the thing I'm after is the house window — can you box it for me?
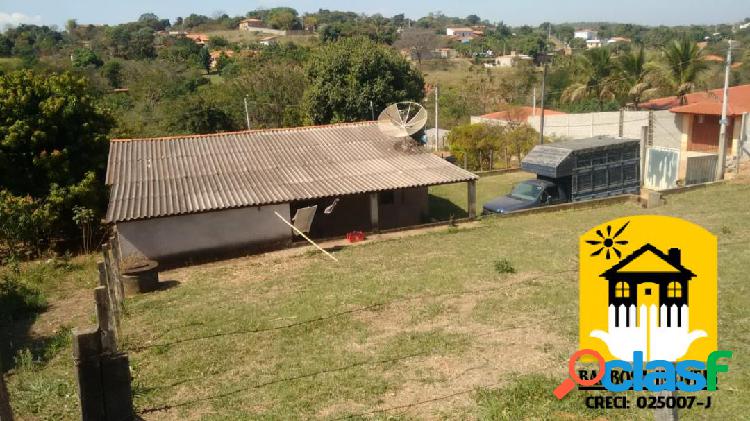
[615,282,630,298]
[668,282,682,298]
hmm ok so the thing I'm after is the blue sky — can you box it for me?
[2,0,749,29]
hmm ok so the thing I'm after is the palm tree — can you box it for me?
[661,38,709,104]
[619,45,660,109]
[561,47,618,111]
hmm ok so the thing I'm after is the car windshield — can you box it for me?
[510,182,543,201]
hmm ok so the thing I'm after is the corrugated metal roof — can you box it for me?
[521,136,640,178]
[105,122,477,223]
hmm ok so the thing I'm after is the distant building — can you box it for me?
[446,27,475,37]
[239,18,265,31]
[471,106,565,126]
[209,50,235,69]
[259,36,278,46]
[607,37,631,44]
[185,33,210,45]
[494,51,533,67]
[586,39,604,49]
[434,48,458,59]
[574,29,598,41]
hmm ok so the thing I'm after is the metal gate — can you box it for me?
[644,147,679,190]
[685,153,718,185]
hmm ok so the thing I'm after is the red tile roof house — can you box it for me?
[640,84,750,181]
[471,106,566,126]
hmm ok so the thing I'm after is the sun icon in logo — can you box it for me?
[586,221,630,259]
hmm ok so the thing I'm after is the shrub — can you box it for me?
[494,258,516,274]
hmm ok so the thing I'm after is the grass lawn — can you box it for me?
[5,174,750,420]
[428,171,533,220]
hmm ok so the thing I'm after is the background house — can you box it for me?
[472,106,565,126]
[494,51,533,67]
[105,122,477,263]
[640,84,750,183]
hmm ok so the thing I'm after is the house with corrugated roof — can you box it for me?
[105,122,478,263]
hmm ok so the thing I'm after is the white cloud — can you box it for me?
[0,12,43,27]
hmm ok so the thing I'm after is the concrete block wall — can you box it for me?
[528,111,649,140]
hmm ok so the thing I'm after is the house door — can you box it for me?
[636,282,660,326]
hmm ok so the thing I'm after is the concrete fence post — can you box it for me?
[619,109,625,137]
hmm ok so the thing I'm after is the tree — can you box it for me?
[267,7,299,30]
[304,37,424,124]
[198,46,211,73]
[661,37,709,103]
[466,15,481,25]
[167,96,235,134]
[562,48,618,111]
[101,60,123,88]
[71,48,103,68]
[619,45,659,108]
[448,123,506,171]
[0,70,113,253]
[393,28,440,66]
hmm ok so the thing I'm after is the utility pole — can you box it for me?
[532,87,537,118]
[539,63,548,144]
[243,96,251,130]
[434,84,439,151]
[538,23,551,145]
[370,100,375,121]
[716,39,733,180]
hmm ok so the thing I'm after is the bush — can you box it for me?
[0,265,48,321]
[494,258,516,274]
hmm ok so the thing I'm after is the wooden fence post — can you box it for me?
[95,286,118,354]
[72,328,106,421]
[100,353,134,421]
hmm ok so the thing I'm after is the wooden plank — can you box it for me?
[72,328,105,421]
[100,353,134,421]
[95,287,118,353]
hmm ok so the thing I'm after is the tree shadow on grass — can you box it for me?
[428,194,467,221]
[0,312,69,373]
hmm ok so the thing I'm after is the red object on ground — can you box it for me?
[346,231,366,243]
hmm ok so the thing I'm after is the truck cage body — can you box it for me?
[521,136,641,202]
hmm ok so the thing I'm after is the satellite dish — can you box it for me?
[377,102,428,138]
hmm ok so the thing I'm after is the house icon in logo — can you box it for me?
[601,244,696,328]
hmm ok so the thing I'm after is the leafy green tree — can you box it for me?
[619,45,659,108]
[267,7,300,30]
[167,96,235,134]
[661,37,709,103]
[101,60,123,88]
[71,48,103,68]
[198,46,211,73]
[448,123,505,170]
[0,70,113,254]
[562,48,618,111]
[303,37,424,124]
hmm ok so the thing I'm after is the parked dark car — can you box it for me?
[482,179,564,214]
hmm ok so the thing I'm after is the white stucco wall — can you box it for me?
[116,204,292,261]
